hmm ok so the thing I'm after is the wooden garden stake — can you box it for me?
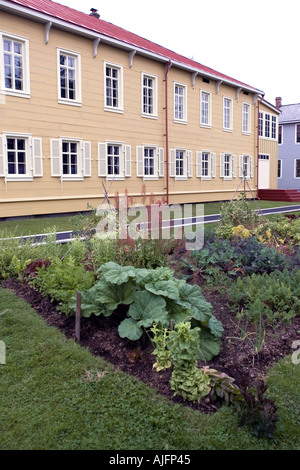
[75,290,81,342]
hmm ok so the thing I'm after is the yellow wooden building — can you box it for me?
[0,0,278,218]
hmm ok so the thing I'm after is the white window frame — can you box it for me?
[295,124,300,145]
[50,137,91,181]
[294,159,300,179]
[242,102,251,134]
[136,145,164,180]
[104,61,124,113]
[200,90,212,128]
[223,97,233,131]
[142,72,158,119]
[174,82,187,123]
[170,148,192,180]
[239,154,254,180]
[278,159,282,179]
[220,153,236,179]
[196,151,216,180]
[57,48,81,106]
[271,115,277,140]
[0,132,43,181]
[0,31,30,99]
[259,112,264,137]
[98,141,131,180]
[259,112,278,140]
[278,125,283,145]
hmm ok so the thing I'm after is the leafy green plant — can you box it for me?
[187,236,289,284]
[150,323,172,372]
[72,262,223,361]
[201,366,243,406]
[33,256,95,314]
[0,229,64,280]
[218,193,260,229]
[167,322,211,402]
[230,269,300,327]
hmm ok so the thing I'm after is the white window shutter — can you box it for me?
[32,138,43,177]
[124,145,131,177]
[250,156,254,178]
[187,151,193,178]
[211,153,216,178]
[98,143,107,177]
[169,149,176,177]
[50,139,61,177]
[196,152,201,178]
[158,147,164,177]
[83,141,92,177]
[136,146,144,177]
[239,155,244,178]
[232,155,237,178]
[0,136,5,177]
[219,153,224,178]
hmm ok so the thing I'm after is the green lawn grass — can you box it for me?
[0,200,299,237]
[0,287,299,450]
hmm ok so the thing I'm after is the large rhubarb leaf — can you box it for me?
[178,283,212,323]
[99,262,136,285]
[128,291,169,328]
[118,318,144,341]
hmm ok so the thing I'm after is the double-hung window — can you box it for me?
[200,91,212,127]
[278,160,282,178]
[142,73,157,118]
[295,124,300,144]
[278,125,282,144]
[0,32,30,98]
[62,141,78,175]
[265,114,270,138]
[104,62,123,112]
[0,133,43,180]
[136,145,164,180]
[50,138,91,180]
[58,49,81,105]
[271,116,277,140]
[174,83,187,122]
[220,153,236,179]
[242,103,251,134]
[239,154,254,180]
[98,142,131,179]
[259,112,264,137]
[223,97,233,131]
[196,151,216,180]
[169,148,192,179]
[295,159,300,178]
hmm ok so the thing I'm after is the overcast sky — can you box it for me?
[56,0,299,106]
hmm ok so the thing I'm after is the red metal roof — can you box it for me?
[4,0,262,92]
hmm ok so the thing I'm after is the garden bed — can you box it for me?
[3,275,300,414]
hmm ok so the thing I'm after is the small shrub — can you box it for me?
[32,256,95,314]
[219,193,260,228]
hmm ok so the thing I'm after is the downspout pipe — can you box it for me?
[256,93,265,198]
[164,60,172,206]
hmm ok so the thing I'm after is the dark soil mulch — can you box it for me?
[2,273,300,414]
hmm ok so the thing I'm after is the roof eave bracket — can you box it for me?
[44,21,52,45]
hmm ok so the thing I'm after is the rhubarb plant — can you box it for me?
[70,262,223,361]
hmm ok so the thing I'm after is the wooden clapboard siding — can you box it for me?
[0,9,265,217]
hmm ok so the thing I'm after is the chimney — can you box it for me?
[275,97,282,108]
[89,8,100,19]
